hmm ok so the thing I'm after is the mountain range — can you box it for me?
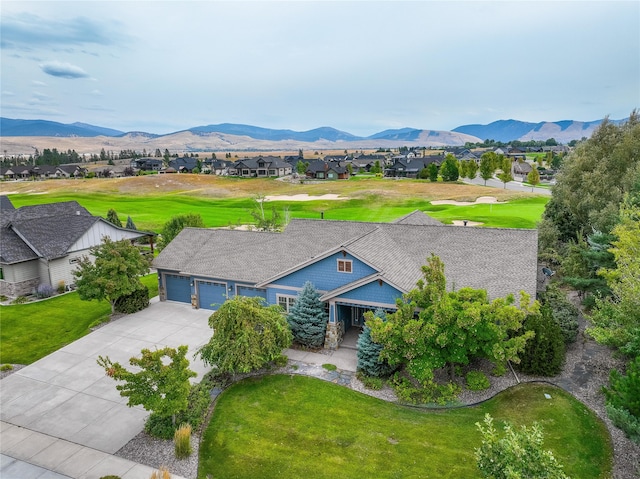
[0,117,623,154]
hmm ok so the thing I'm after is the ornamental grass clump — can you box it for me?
[149,467,171,479]
[174,423,192,459]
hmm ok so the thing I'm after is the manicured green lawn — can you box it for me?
[10,192,548,231]
[199,375,612,479]
[0,273,158,365]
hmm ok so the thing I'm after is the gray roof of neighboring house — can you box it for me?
[392,210,443,226]
[0,195,15,211]
[1,200,146,263]
[154,216,538,300]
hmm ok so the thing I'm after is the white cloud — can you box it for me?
[40,61,89,79]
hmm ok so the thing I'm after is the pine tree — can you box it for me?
[287,281,327,348]
[106,208,122,227]
[357,309,395,377]
[126,215,137,230]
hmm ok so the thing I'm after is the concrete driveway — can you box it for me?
[0,299,212,455]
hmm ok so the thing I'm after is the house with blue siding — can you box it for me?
[152,211,538,349]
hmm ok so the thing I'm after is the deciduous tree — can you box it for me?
[439,154,459,182]
[97,345,196,428]
[475,414,570,479]
[369,255,533,383]
[73,237,150,313]
[479,152,497,185]
[527,165,540,191]
[158,213,205,250]
[197,296,292,375]
[497,157,514,188]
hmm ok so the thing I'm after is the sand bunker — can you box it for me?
[264,194,347,202]
[431,196,502,206]
[451,220,484,227]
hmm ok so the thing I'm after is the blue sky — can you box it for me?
[1,1,638,136]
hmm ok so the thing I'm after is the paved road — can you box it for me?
[463,176,553,195]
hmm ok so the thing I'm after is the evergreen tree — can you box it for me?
[106,208,122,227]
[357,309,395,377]
[287,281,327,348]
[125,215,137,230]
[427,162,439,181]
[517,306,565,376]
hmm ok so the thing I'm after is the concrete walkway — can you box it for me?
[1,299,211,479]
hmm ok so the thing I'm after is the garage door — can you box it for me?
[165,274,191,303]
[237,286,267,299]
[198,281,227,310]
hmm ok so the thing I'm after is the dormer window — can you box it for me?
[337,259,352,273]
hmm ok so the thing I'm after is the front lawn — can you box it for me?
[0,273,158,365]
[199,375,612,479]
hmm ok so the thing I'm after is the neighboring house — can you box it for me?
[385,156,442,178]
[305,160,350,180]
[169,157,199,173]
[56,165,87,178]
[130,158,164,171]
[203,159,234,175]
[513,161,533,176]
[233,156,292,177]
[153,211,538,349]
[0,197,151,298]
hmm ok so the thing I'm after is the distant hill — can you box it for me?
[185,123,361,142]
[0,118,124,137]
[1,116,625,155]
[453,118,624,143]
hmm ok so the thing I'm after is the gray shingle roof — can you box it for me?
[1,200,146,263]
[154,217,538,300]
[392,210,443,226]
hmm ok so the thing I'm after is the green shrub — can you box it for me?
[0,295,7,302]
[174,423,193,459]
[605,403,640,444]
[322,363,337,371]
[466,371,490,391]
[144,376,213,439]
[517,308,565,376]
[114,285,149,314]
[1,364,14,372]
[273,354,288,367]
[604,356,640,418]
[390,372,460,405]
[11,296,27,305]
[57,281,66,294]
[539,284,579,344]
[357,371,383,390]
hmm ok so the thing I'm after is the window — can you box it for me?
[337,259,352,273]
[277,295,297,313]
[242,169,250,176]
[69,258,80,264]
[0,267,3,280]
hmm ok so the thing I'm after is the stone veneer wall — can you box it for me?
[323,320,344,350]
[0,278,40,298]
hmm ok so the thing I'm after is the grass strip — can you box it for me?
[0,273,158,365]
